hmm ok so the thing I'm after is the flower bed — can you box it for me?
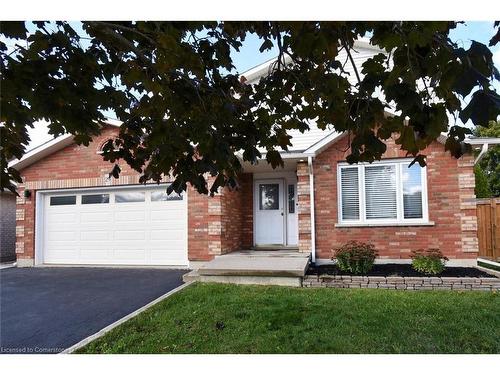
[304,264,500,291]
[308,263,495,278]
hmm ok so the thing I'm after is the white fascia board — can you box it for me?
[464,137,500,145]
[241,54,293,84]
[8,133,75,170]
[305,132,345,156]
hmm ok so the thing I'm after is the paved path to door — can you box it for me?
[0,267,186,354]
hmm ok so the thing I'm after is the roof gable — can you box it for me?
[9,120,121,171]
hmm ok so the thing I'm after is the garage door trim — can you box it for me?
[34,184,188,267]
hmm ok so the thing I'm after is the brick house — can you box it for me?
[9,41,486,268]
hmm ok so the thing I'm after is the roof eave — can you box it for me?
[8,119,121,171]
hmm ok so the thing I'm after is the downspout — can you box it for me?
[308,156,316,263]
[474,143,489,164]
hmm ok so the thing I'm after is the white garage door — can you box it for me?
[42,186,188,266]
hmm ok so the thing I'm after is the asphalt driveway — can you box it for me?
[0,267,186,354]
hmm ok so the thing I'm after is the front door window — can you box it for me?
[259,184,279,210]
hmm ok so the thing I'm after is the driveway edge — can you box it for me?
[61,281,194,354]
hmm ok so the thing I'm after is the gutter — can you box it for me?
[308,156,316,263]
[462,137,500,165]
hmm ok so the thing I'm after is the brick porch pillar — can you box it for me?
[297,161,312,253]
[457,155,479,256]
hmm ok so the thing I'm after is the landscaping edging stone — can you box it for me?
[302,275,500,291]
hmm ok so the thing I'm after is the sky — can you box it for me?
[22,21,500,150]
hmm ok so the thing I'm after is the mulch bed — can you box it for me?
[307,263,497,278]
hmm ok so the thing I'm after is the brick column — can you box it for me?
[457,155,479,256]
[14,184,35,266]
[297,161,312,253]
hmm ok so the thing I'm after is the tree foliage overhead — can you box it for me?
[1,21,500,194]
[474,121,500,197]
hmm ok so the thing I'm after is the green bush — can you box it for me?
[411,249,449,275]
[332,241,378,275]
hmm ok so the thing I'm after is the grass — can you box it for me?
[77,283,500,354]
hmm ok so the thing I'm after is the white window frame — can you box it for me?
[337,158,430,226]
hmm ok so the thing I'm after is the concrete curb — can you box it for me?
[60,281,194,354]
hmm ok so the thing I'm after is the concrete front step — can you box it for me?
[182,271,302,287]
[197,255,310,277]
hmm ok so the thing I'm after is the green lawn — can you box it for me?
[78,283,500,354]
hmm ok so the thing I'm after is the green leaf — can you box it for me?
[259,38,274,53]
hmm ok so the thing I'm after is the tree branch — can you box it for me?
[341,36,361,84]
[88,21,157,46]
[88,22,152,67]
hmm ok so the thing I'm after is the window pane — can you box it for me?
[82,194,109,204]
[259,184,279,210]
[288,184,295,214]
[364,165,397,220]
[115,192,145,203]
[340,168,359,220]
[50,195,76,206]
[151,190,183,201]
[403,164,423,219]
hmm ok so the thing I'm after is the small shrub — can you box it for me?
[411,249,449,275]
[332,241,378,275]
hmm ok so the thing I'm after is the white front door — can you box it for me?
[254,179,285,245]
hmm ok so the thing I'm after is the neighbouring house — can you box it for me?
[0,190,16,263]
[8,40,494,268]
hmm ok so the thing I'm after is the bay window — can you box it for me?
[338,159,428,225]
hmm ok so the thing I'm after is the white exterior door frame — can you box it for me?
[253,172,298,247]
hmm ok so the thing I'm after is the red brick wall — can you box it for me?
[15,126,143,263]
[186,185,211,261]
[312,134,478,261]
[221,173,253,252]
[187,173,253,261]
[16,124,255,264]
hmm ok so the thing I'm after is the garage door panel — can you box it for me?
[47,230,77,241]
[150,229,185,240]
[114,230,146,240]
[150,209,185,221]
[80,233,112,241]
[44,249,79,262]
[79,240,113,249]
[114,210,146,222]
[79,249,112,260]
[46,222,79,231]
[111,249,147,260]
[149,223,184,232]
[149,242,185,252]
[46,212,78,224]
[80,211,113,223]
[43,187,187,266]
[45,242,80,251]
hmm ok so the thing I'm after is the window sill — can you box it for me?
[335,221,435,228]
